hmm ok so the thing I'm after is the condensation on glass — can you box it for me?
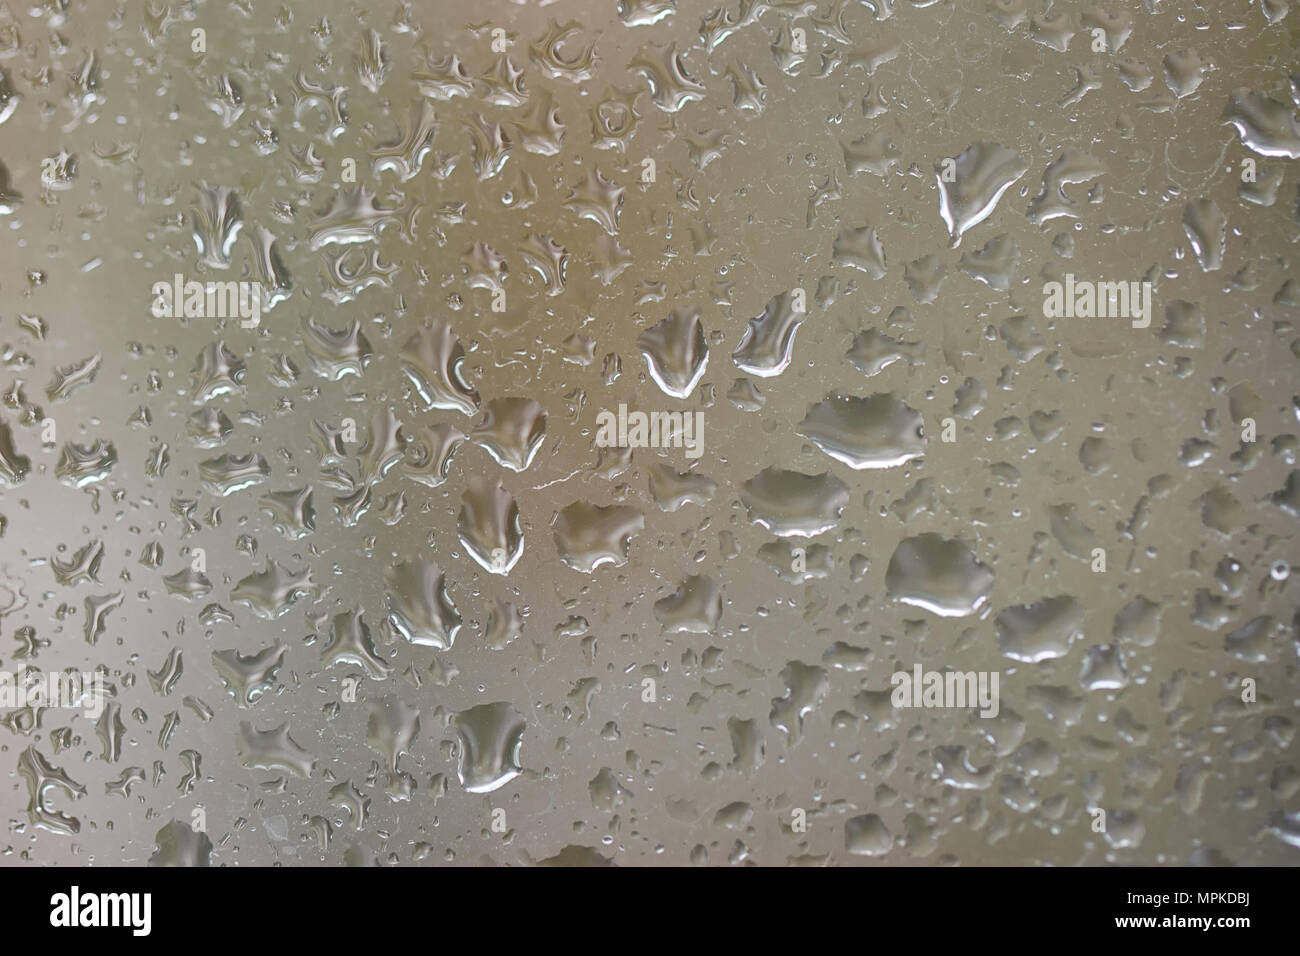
[0,0,1297,866]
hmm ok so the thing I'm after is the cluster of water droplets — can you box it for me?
[0,0,1296,866]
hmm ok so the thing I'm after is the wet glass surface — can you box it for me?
[0,0,1298,865]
